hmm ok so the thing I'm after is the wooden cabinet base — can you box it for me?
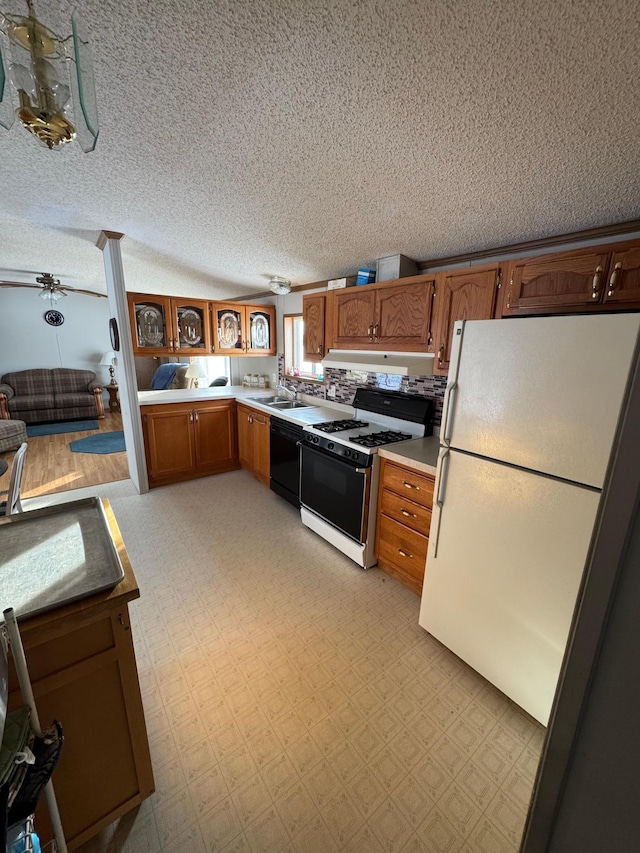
[7,507,154,850]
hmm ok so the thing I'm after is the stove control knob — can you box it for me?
[344,449,351,457]
[312,435,319,443]
[327,442,334,450]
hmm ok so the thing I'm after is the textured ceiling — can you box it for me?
[1,0,639,298]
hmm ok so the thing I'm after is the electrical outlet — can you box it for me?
[327,385,336,399]
[272,373,277,385]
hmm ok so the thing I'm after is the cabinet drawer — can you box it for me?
[380,488,432,537]
[383,462,435,507]
[377,514,428,585]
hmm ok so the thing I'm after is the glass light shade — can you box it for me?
[39,286,66,302]
[8,61,34,96]
[269,277,291,295]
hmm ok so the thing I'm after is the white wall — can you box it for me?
[0,288,113,386]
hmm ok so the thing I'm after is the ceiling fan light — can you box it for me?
[269,277,291,295]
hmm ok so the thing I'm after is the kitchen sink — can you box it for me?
[268,400,312,409]
[245,395,289,404]
[244,395,313,410]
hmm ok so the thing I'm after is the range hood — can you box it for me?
[321,349,435,376]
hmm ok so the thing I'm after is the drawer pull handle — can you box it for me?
[400,509,417,518]
[402,481,419,490]
[398,549,413,558]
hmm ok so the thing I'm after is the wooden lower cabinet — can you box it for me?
[237,403,270,486]
[7,506,153,851]
[375,458,435,595]
[141,399,239,487]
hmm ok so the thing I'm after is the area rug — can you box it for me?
[27,419,99,437]
[69,431,125,454]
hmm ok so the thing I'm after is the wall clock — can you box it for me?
[44,310,64,326]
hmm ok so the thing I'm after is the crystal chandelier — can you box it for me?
[0,0,98,151]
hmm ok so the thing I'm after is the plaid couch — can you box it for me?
[0,369,105,424]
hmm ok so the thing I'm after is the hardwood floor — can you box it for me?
[0,414,129,499]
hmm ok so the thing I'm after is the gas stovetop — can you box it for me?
[302,388,435,464]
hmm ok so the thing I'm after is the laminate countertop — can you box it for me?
[138,385,352,427]
[378,435,441,476]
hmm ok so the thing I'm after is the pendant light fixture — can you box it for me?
[0,0,98,151]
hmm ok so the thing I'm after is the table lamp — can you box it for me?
[100,351,117,385]
[185,361,207,388]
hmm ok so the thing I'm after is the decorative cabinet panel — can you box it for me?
[212,303,276,355]
[128,294,173,356]
[237,403,270,485]
[332,275,435,351]
[172,299,211,353]
[375,458,435,596]
[431,267,500,374]
[303,294,327,361]
[503,241,640,316]
[141,400,238,487]
[128,295,211,355]
[505,250,612,314]
[246,305,276,355]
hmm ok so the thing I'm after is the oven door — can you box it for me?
[300,443,371,543]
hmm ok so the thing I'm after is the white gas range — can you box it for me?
[299,388,435,568]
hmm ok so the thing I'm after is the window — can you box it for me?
[284,315,323,381]
[190,356,231,385]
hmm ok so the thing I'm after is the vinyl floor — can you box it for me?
[24,472,544,853]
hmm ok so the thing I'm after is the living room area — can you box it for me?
[0,283,129,504]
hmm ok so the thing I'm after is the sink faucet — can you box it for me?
[277,382,297,401]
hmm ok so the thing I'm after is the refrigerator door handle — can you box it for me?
[433,449,451,557]
[442,382,458,444]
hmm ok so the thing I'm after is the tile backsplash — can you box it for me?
[278,356,448,427]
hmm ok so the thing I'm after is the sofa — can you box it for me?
[0,369,105,424]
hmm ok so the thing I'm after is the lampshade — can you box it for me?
[100,350,116,366]
[185,362,207,379]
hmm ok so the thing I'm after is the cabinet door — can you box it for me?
[303,294,326,361]
[212,302,246,354]
[128,294,173,356]
[333,288,377,347]
[142,407,195,484]
[506,250,611,314]
[171,298,211,353]
[251,409,271,485]
[237,404,253,469]
[603,248,640,306]
[246,305,276,355]
[432,268,500,373]
[375,278,435,350]
[194,401,238,473]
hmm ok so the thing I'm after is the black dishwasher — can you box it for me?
[270,417,303,507]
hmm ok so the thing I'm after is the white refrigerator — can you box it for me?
[419,314,640,725]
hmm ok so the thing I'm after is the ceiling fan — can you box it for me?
[0,272,107,303]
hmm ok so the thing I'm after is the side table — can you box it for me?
[107,383,121,413]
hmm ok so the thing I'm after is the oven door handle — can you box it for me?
[355,468,368,474]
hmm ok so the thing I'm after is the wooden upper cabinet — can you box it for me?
[333,288,378,347]
[212,302,276,355]
[303,294,327,361]
[603,248,640,305]
[211,302,246,354]
[432,267,500,374]
[245,305,276,355]
[128,294,173,356]
[332,275,435,351]
[172,298,212,353]
[506,249,611,313]
[375,279,434,349]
